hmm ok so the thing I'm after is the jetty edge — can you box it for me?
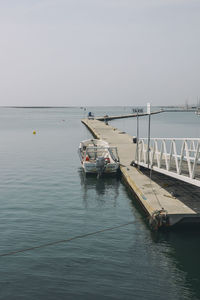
[96,110,162,121]
[95,108,196,122]
[81,118,200,230]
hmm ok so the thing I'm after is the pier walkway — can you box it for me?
[96,110,162,121]
[82,118,200,229]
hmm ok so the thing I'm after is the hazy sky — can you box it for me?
[0,0,200,106]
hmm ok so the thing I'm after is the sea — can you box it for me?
[0,106,200,300]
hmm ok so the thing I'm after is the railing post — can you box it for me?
[163,139,169,171]
[191,141,200,179]
[147,114,151,168]
[185,140,192,178]
[155,140,160,168]
[159,140,164,169]
[179,140,185,175]
[172,140,180,174]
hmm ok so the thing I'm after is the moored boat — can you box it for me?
[78,139,120,176]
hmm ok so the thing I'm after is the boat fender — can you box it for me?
[105,157,110,163]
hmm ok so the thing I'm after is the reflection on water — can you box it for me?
[149,229,200,300]
[79,169,120,208]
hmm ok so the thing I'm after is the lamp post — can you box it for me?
[136,108,139,165]
[147,103,151,169]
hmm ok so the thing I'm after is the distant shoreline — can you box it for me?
[0,105,198,110]
[0,106,73,109]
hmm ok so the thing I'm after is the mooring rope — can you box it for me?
[0,221,135,257]
[149,167,164,210]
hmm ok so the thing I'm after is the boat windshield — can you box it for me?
[85,147,108,160]
[85,146,119,161]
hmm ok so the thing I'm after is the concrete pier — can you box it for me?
[82,118,200,229]
[96,110,163,121]
[95,108,196,122]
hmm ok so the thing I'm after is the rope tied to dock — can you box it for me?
[149,209,169,231]
[149,166,169,230]
[149,167,164,211]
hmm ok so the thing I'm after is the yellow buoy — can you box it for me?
[33,130,36,135]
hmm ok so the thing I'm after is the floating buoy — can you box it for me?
[33,130,36,135]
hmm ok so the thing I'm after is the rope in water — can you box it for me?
[0,221,135,257]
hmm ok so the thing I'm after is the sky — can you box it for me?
[0,0,200,107]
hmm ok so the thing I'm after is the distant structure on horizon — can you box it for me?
[132,108,144,113]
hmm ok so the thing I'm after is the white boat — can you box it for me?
[78,139,120,175]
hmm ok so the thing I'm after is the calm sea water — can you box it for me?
[0,107,200,300]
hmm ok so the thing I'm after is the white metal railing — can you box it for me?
[135,138,200,187]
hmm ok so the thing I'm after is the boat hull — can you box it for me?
[82,162,119,174]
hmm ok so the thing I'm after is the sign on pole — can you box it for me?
[147,103,151,115]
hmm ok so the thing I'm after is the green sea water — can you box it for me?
[0,107,200,300]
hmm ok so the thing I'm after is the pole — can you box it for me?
[147,113,151,168]
[147,103,151,169]
[136,108,139,166]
